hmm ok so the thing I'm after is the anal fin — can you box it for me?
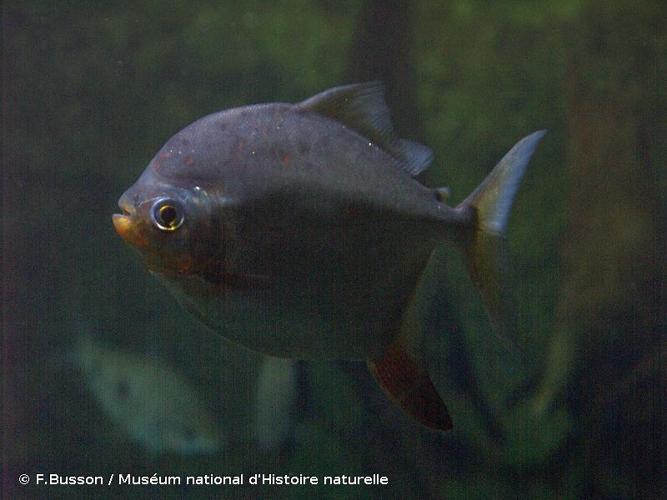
[368,342,452,431]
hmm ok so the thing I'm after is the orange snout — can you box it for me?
[112,213,194,274]
[112,214,149,249]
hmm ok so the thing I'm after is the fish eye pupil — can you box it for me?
[152,199,183,231]
[160,205,177,225]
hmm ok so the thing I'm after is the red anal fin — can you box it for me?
[368,343,453,431]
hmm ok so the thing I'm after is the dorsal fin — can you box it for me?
[297,82,433,176]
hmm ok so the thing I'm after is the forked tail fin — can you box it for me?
[457,131,546,350]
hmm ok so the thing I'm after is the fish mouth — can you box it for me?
[112,201,145,247]
[112,211,131,233]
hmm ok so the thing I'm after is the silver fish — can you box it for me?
[73,337,221,454]
[113,82,545,430]
[254,357,299,451]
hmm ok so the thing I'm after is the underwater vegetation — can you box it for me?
[3,0,665,498]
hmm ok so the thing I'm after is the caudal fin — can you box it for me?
[457,131,546,350]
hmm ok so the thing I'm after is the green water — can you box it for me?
[4,1,665,498]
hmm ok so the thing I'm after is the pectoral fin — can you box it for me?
[368,343,452,431]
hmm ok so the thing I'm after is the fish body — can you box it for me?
[113,83,545,430]
[73,337,221,455]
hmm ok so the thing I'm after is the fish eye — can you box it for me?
[151,198,184,231]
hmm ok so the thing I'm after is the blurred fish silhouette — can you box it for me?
[254,357,299,451]
[113,82,545,430]
[72,337,221,454]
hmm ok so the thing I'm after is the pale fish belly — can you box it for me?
[163,213,438,360]
[162,274,403,360]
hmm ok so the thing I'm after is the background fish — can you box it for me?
[112,82,544,431]
[72,336,221,455]
[254,357,299,452]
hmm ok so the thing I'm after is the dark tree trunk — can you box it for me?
[535,2,666,496]
[345,0,423,139]
[342,1,511,496]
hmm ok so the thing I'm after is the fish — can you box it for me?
[72,337,221,454]
[112,82,545,431]
[254,357,299,451]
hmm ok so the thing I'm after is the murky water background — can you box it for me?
[3,1,665,498]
